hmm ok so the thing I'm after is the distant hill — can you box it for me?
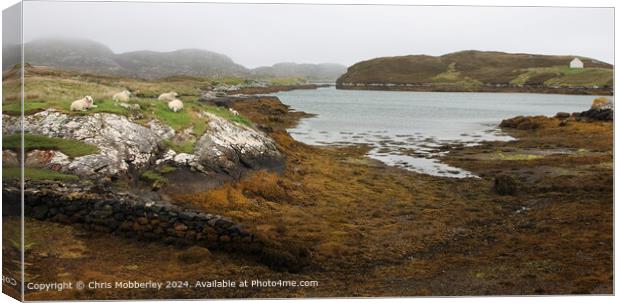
[20,38,345,81]
[337,51,613,94]
[251,62,346,81]
[24,38,124,75]
[22,38,247,79]
[115,49,248,79]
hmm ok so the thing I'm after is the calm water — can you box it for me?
[273,87,605,178]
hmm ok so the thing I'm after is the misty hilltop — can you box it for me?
[19,38,347,81]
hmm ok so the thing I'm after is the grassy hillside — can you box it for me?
[1,65,256,154]
[337,51,613,91]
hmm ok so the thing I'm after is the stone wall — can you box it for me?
[4,181,257,250]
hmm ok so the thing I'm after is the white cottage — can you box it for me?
[570,58,584,69]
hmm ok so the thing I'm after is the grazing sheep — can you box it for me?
[228,108,239,116]
[118,102,141,110]
[70,96,97,111]
[168,99,184,112]
[113,90,132,102]
[158,91,178,102]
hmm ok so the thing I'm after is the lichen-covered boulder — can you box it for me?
[3,109,283,180]
[193,112,283,176]
[25,149,71,170]
[2,110,175,178]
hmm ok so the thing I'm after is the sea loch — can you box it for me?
[274,87,607,177]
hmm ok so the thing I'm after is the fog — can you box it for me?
[23,1,614,67]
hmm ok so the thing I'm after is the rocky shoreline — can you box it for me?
[336,83,613,95]
[226,94,613,295]
[230,84,331,95]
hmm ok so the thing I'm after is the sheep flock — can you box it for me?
[70,91,185,113]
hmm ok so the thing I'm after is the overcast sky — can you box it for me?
[23,1,614,67]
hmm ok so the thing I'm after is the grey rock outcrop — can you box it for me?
[156,112,283,176]
[3,109,173,178]
[194,112,283,175]
[574,108,613,121]
[25,150,71,170]
[3,109,283,179]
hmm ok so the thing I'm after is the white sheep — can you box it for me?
[70,96,97,111]
[228,108,239,116]
[158,91,178,102]
[118,102,141,111]
[113,90,132,102]
[168,99,184,112]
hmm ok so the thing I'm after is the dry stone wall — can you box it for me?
[4,181,256,249]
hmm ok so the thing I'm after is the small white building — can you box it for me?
[570,58,584,69]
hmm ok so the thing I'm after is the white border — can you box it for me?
[0,1,617,303]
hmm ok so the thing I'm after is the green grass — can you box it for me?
[12,68,258,139]
[208,77,247,87]
[157,165,177,174]
[494,152,544,161]
[87,99,131,115]
[139,96,248,132]
[510,66,613,87]
[2,167,79,181]
[545,68,613,87]
[193,120,208,136]
[2,101,48,115]
[430,63,483,87]
[150,101,194,130]
[264,77,307,86]
[431,63,462,82]
[141,96,251,140]
[3,134,99,158]
[138,166,176,187]
[203,105,252,126]
[164,139,196,154]
[140,170,168,184]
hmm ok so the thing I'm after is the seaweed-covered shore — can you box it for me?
[5,91,612,300]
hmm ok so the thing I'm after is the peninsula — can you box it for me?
[336,51,613,95]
